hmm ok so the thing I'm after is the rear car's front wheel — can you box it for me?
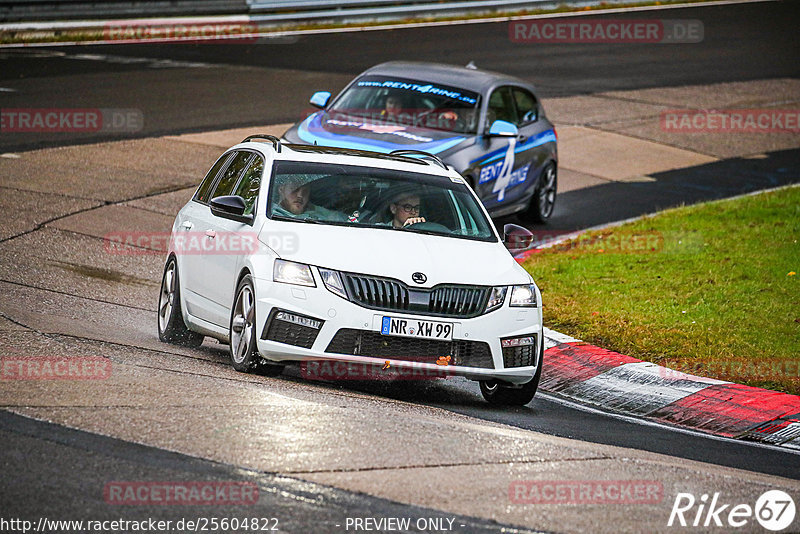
[230,275,283,376]
[528,163,557,223]
[158,257,204,347]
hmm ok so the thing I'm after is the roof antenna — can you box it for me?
[314,140,318,145]
[465,61,477,70]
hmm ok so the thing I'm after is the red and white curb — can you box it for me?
[540,327,800,449]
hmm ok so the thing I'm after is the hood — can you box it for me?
[291,110,470,155]
[259,220,530,287]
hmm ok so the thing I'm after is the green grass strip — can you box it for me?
[523,185,800,394]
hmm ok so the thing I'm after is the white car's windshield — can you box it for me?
[329,75,481,134]
[267,159,497,242]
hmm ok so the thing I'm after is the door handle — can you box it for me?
[205,230,216,239]
[518,134,527,143]
[180,221,193,230]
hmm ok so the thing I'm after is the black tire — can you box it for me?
[229,274,283,376]
[528,163,557,223]
[480,336,544,406]
[157,257,204,347]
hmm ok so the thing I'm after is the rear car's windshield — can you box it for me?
[267,160,497,242]
[330,75,481,134]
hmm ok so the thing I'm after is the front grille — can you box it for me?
[502,335,538,368]
[262,310,321,349]
[326,328,494,369]
[341,272,490,318]
[343,273,409,311]
[429,286,488,316]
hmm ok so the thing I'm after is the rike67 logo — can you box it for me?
[668,490,796,531]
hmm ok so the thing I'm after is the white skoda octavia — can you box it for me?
[158,135,543,405]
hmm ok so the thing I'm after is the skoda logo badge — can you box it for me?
[412,272,427,284]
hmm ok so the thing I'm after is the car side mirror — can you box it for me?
[309,91,331,109]
[503,223,534,252]
[487,120,519,137]
[210,195,253,225]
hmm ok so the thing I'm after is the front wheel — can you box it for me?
[157,257,204,347]
[229,275,283,376]
[480,337,544,406]
[528,163,557,223]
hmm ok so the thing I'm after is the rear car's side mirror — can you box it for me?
[503,223,534,252]
[309,91,331,109]
[487,119,519,137]
[210,195,253,225]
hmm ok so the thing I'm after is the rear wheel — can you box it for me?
[528,163,557,223]
[480,336,544,406]
[157,257,204,347]
[230,274,283,376]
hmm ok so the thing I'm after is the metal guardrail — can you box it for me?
[247,0,571,22]
[0,0,249,22]
[1,0,609,24]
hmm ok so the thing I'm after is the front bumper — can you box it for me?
[253,271,542,384]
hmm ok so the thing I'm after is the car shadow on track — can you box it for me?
[497,147,800,239]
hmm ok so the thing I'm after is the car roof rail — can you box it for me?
[389,149,448,170]
[241,134,282,153]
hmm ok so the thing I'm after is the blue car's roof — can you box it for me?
[361,61,535,94]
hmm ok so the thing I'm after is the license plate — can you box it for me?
[380,316,453,341]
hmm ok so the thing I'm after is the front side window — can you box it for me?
[487,86,518,127]
[329,75,481,134]
[209,151,253,199]
[267,160,496,242]
[232,156,264,216]
[194,153,231,204]
[512,88,538,124]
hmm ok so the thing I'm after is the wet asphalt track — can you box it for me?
[1,1,800,531]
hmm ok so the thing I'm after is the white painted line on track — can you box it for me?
[539,391,800,457]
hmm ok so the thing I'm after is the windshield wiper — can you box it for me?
[271,215,323,224]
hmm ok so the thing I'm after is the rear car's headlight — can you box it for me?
[510,284,538,307]
[485,286,507,311]
[319,268,347,299]
[273,259,315,287]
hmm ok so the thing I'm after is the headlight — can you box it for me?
[319,268,347,299]
[485,286,507,311]
[510,284,538,307]
[273,259,315,287]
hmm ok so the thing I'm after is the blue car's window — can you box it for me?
[512,87,539,125]
[268,160,497,242]
[330,75,481,134]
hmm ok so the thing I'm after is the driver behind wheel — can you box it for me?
[389,192,426,228]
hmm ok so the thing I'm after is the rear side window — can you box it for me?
[209,151,253,199]
[232,156,264,216]
[194,153,231,204]
[513,88,538,124]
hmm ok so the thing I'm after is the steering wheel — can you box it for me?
[404,221,450,232]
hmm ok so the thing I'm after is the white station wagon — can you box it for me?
[157,135,544,405]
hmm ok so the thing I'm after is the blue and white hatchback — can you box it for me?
[283,61,558,222]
